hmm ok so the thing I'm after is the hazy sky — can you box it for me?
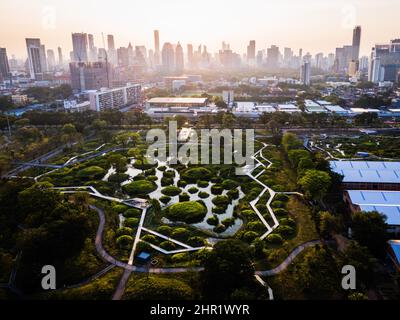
[1,0,399,59]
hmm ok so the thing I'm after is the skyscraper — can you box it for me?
[352,26,362,62]
[266,45,280,69]
[187,44,194,69]
[117,47,129,67]
[57,47,63,66]
[47,49,56,71]
[26,38,43,79]
[300,61,311,86]
[0,48,10,80]
[69,61,112,92]
[40,45,48,72]
[247,40,256,65]
[88,34,98,62]
[107,34,117,65]
[175,42,184,73]
[72,33,88,62]
[154,30,160,65]
[162,42,175,73]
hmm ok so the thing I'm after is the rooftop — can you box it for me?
[346,190,400,225]
[148,97,208,104]
[330,161,400,184]
[388,240,400,266]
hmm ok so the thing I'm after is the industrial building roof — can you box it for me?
[346,190,400,225]
[388,240,400,265]
[324,105,348,113]
[330,161,400,184]
[148,97,208,104]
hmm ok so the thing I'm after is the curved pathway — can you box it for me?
[256,240,321,276]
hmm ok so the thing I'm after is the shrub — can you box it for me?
[243,231,258,242]
[212,195,231,206]
[166,201,207,224]
[112,204,130,214]
[266,234,283,245]
[182,167,212,182]
[124,218,139,228]
[141,234,158,244]
[188,187,199,194]
[161,177,174,186]
[179,193,190,202]
[116,235,133,248]
[156,225,173,236]
[158,165,167,171]
[178,180,188,188]
[108,173,129,184]
[198,192,209,199]
[123,180,157,196]
[256,204,268,214]
[171,253,190,263]
[247,221,265,232]
[222,218,235,228]
[241,210,257,220]
[77,166,105,179]
[279,218,296,227]
[160,196,172,204]
[207,216,219,226]
[277,225,295,237]
[161,186,182,197]
[213,224,227,234]
[171,228,190,241]
[212,206,227,214]
[116,227,133,237]
[274,194,289,202]
[222,179,239,190]
[123,208,142,218]
[146,175,158,182]
[187,236,205,247]
[271,200,285,209]
[197,181,209,188]
[274,208,288,216]
[211,185,223,195]
[159,241,176,251]
[227,188,239,200]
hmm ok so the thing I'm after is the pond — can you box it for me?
[102,158,244,237]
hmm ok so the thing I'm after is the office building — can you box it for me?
[71,33,88,62]
[247,40,256,65]
[187,44,194,69]
[117,47,129,67]
[175,42,184,73]
[69,61,112,92]
[266,45,280,69]
[0,48,10,80]
[223,90,234,105]
[57,47,63,66]
[300,61,311,86]
[162,42,175,73]
[154,30,160,66]
[107,34,117,65]
[26,38,44,79]
[352,26,362,62]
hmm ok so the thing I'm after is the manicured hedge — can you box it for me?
[166,201,207,224]
[182,167,212,182]
[161,186,182,197]
[122,180,157,196]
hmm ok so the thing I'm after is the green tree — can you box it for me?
[352,211,387,258]
[201,239,255,299]
[318,211,341,238]
[298,170,331,201]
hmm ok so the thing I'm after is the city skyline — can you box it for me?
[1,0,400,59]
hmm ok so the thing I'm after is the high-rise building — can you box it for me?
[135,46,147,67]
[127,43,134,66]
[368,56,384,83]
[107,35,117,65]
[247,40,256,65]
[89,84,142,111]
[57,47,63,66]
[187,44,194,69]
[88,34,98,62]
[256,50,264,67]
[26,38,43,79]
[175,42,184,73]
[352,26,362,62]
[39,45,47,72]
[72,33,88,62]
[359,56,369,72]
[69,61,112,92]
[162,42,175,73]
[266,45,280,69]
[0,48,10,81]
[300,61,311,86]
[46,49,56,71]
[117,47,129,67]
[154,30,160,65]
